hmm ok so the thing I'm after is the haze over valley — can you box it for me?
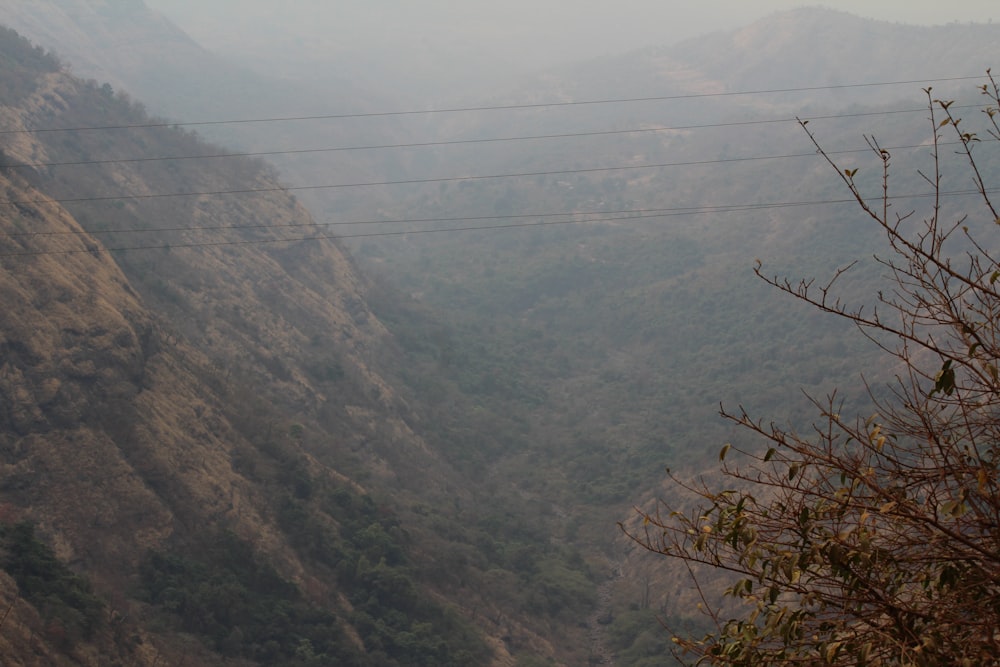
[0,2,998,665]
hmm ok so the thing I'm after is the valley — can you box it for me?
[0,3,999,665]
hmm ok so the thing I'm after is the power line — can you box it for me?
[0,200,852,258]
[2,188,993,259]
[0,75,986,136]
[4,205,679,237]
[1,202,830,238]
[5,139,987,209]
[1,154,808,206]
[1,104,978,171]
[1,139,975,237]
[0,73,991,254]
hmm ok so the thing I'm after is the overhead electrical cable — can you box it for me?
[0,200,863,258]
[2,202,835,238]
[0,138,976,238]
[0,74,986,136]
[6,205,701,237]
[4,139,992,209]
[0,104,981,171]
[0,73,991,256]
[1,187,994,259]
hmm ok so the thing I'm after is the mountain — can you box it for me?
[0,0,385,119]
[3,5,1000,665]
[0,24,603,666]
[678,8,999,91]
[0,0,405,212]
[340,8,1000,655]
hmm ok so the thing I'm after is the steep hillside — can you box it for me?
[0,160,418,666]
[6,6,1000,665]
[1,163,170,666]
[0,0,385,119]
[0,0,402,206]
[0,26,600,667]
[0,24,419,502]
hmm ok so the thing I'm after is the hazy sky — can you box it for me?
[145,1,997,55]
[142,1,998,98]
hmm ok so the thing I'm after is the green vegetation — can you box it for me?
[606,608,710,666]
[606,609,671,666]
[279,486,492,666]
[6,8,999,667]
[626,87,1000,664]
[0,26,61,103]
[141,504,491,667]
[0,521,105,647]
[352,68,997,664]
[140,532,366,665]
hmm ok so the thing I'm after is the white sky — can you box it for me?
[145,1,997,55]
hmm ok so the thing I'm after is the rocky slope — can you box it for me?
[0,24,589,666]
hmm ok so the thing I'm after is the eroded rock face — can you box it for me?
[0,176,147,428]
[0,168,336,665]
[0,19,566,665]
[0,32,481,664]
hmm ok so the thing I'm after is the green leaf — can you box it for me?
[764,447,776,462]
[720,443,731,461]
[932,359,956,396]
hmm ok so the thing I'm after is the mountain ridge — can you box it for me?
[3,5,1000,665]
[0,25,570,665]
